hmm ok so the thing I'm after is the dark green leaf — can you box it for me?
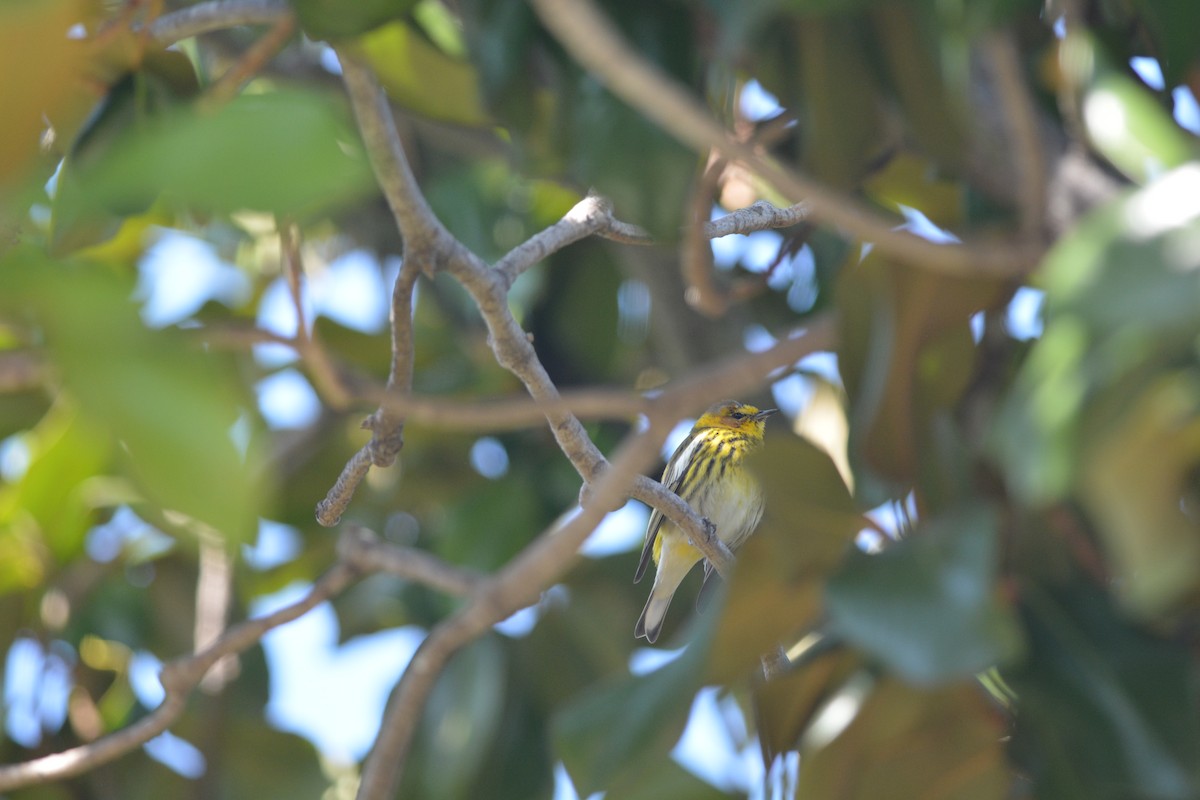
[1006,584,1200,799]
[826,504,1024,684]
[402,635,511,800]
[553,622,712,797]
[291,0,417,39]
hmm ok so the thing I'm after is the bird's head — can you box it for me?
[694,400,777,439]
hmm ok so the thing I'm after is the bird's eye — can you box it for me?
[730,411,745,420]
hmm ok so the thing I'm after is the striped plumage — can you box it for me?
[634,400,776,643]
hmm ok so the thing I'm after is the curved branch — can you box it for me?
[357,415,671,800]
[354,316,839,799]
[337,526,485,596]
[0,562,358,791]
[495,194,615,287]
[0,529,484,791]
[528,0,1042,278]
[149,0,291,45]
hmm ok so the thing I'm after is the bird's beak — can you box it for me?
[753,408,778,421]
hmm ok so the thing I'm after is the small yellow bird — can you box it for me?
[634,400,776,643]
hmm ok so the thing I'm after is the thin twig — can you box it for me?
[683,156,728,317]
[0,528,485,791]
[148,0,290,44]
[337,526,485,596]
[528,0,1042,278]
[198,10,295,109]
[316,53,462,522]
[279,223,355,410]
[336,51,455,250]
[0,561,358,790]
[315,447,374,526]
[495,194,615,288]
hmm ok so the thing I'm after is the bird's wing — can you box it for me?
[634,431,700,584]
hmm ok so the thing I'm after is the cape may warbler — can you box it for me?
[634,400,776,643]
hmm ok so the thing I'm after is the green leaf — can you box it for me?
[402,635,510,800]
[0,403,112,563]
[796,16,886,188]
[290,0,417,39]
[356,21,489,126]
[870,3,966,174]
[992,164,1200,549]
[51,63,196,254]
[1083,70,1198,184]
[1,250,268,542]
[567,85,697,239]
[825,504,1025,684]
[553,622,713,797]
[70,89,375,218]
[1079,373,1200,617]
[1006,584,1200,799]
[1128,0,1200,87]
[754,647,861,760]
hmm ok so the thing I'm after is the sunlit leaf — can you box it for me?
[1,249,268,542]
[1079,373,1200,617]
[356,21,489,126]
[0,402,112,563]
[993,164,1200,518]
[67,89,375,219]
[1083,70,1198,184]
[864,154,965,230]
[291,0,417,39]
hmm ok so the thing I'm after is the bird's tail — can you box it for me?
[634,548,698,644]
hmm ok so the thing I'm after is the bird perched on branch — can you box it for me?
[634,400,776,643]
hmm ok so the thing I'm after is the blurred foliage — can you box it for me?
[2,0,1200,798]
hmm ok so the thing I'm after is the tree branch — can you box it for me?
[0,562,356,790]
[494,194,615,288]
[0,529,483,791]
[197,9,296,109]
[280,222,355,410]
[148,0,291,45]
[354,315,839,798]
[357,414,672,800]
[981,31,1048,242]
[528,0,1042,278]
[337,526,485,596]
